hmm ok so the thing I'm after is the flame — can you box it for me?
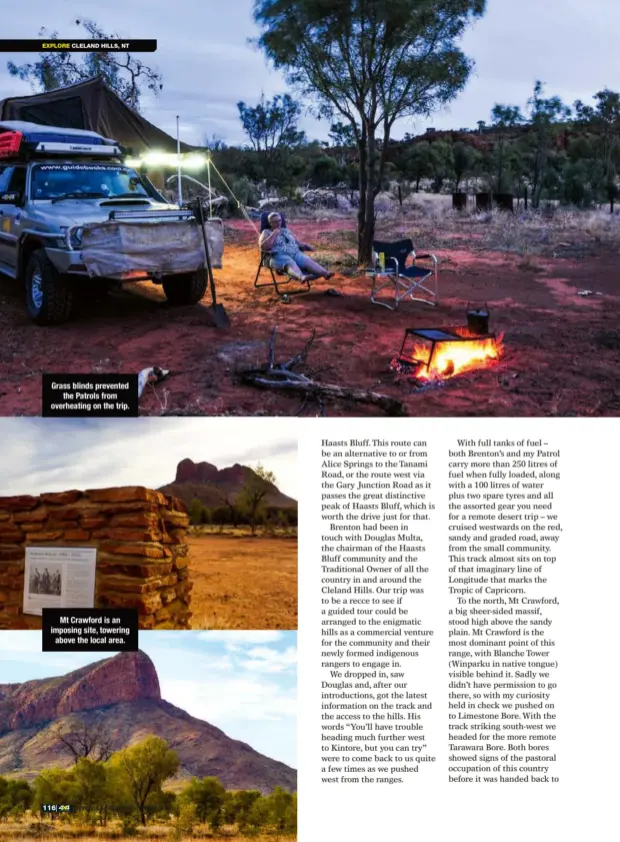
[422,332,504,380]
[398,329,504,381]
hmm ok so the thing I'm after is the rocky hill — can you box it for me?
[159,459,297,512]
[0,651,295,792]
[0,650,160,732]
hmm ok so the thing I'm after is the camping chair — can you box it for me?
[254,212,314,300]
[367,238,438,310]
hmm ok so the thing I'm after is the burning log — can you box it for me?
[240,327,407,416]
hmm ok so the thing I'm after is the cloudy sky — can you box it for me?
[0,0,616,146]
[0,418,298,499]
[0,630,297,767]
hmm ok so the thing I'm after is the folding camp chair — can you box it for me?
[367,238,438,310]
[254,211,313,301]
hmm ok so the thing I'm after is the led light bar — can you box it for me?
[108,209,193,220]
[129,152,208,170]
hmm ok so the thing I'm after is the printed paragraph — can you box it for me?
[320,438,436,784]
[447,437,561,784]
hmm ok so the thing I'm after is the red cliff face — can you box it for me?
[175,459,248,487]
[0,652,297,793]
[161,460,297,513]
[216,464,247,485]
[0,650,160,732]
[175,459,220,484]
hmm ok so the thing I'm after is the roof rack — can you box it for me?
[0,128,123,161]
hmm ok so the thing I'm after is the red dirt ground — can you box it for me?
[1,219,619,416]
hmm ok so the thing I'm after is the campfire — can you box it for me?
[393,305,503,381]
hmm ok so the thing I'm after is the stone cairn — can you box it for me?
[0,487,191,630]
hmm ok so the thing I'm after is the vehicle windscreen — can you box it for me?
[30,164,161,201]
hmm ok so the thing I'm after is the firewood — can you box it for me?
[239,328,407,416]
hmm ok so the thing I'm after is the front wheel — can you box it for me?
[162,269,208,305]
[25,250,74,325]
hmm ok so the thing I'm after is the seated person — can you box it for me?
[259,212,334,282]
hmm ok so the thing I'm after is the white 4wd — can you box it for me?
[0,122,212,325]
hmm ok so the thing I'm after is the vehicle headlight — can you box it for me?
[57,226,71,250]
[69,227,84,249]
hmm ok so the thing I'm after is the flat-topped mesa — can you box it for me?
[0,651,160,732]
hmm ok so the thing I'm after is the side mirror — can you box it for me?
[0,192,22,205]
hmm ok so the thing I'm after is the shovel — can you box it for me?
[192,197,230,328]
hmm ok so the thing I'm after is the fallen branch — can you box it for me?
[241,371,406,415]
[239,328,407,416]
[282,329,316,370]
[268,326,277,370]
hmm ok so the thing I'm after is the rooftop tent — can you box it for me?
[0,76,196,154]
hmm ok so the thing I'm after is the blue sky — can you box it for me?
[0,0,617,145]
[0,630,297,768]
[0,418,298,499]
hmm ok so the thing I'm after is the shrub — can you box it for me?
[121,816,139,837]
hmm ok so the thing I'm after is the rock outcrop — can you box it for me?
[0,651,160,733]
[175,460,255,488]
[0,651,296,793]
[162,460,297,511]
[175,459,221,484]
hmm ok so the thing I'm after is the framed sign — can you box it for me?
[23,546,97,616]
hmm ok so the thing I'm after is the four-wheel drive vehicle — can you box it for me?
[0,121,223,325]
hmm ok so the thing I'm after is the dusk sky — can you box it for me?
[0,418,298,499]
[0,630,297,768]
[0,0,616,146]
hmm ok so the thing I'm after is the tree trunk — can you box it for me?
[225,503,238,528]
[398,184,402,207]
[359,127,376,265]
[139,807,146,826]
[531,155,540,209]
[497,141,504,192]
[357,134,368,263]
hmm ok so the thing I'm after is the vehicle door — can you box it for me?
[0,166,14,268]
[0,166,27,271]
